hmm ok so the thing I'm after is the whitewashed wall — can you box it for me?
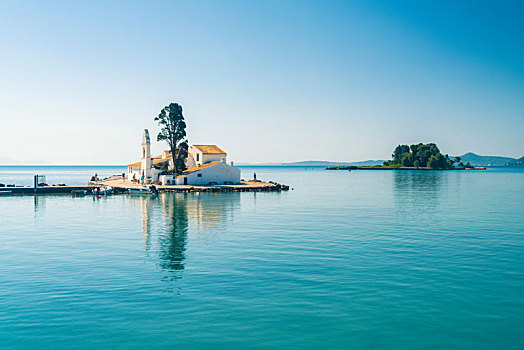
[188,146,226,167]
[186,154,197,169]
[175,162,241,185]
[201,153,226,165]
[188,147,203,166]
[159,175,174,185]
[127,168,160,183]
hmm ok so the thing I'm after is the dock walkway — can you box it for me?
[92,178,289,193]
[0,186,93,195]
[0,178,289,196]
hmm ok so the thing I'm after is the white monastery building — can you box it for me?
[127,129,241,186]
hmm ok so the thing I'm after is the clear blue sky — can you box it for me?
[1,0,523,164]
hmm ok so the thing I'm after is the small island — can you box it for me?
[327,143,486,170]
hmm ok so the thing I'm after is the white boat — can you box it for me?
[94,186,113,195]
[127,186,151,195]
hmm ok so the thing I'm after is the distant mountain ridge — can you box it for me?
[282,160,386,166]
[237,160,385,167]
[238,153,524,168]
[457,152,519,167]
[505,156,524,167]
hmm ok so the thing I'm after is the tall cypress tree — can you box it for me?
[155,103,188,174]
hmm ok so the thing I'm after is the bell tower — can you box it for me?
[141,129,152,177]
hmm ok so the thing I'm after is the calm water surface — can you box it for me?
[0,166,127,186]
[1,167,523,349]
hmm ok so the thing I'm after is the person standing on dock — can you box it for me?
[254,173,257,181]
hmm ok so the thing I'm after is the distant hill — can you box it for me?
[281,161,348,166]
[281,160,385,167]
[458,152,517,167]
[238,154,524,168]
[343,160,386,166]
[236,160,385,167]
[506,156,524,167]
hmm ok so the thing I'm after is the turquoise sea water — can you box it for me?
[0,166,127,187]
[1,166,523,349]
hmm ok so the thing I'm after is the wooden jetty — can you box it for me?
[0,186,95,195]
[0,180,289,196]
[91,178,289,193]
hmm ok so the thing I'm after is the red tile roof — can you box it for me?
[192,145,226,154]
[127,154,169,167]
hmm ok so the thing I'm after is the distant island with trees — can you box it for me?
[327,143,479,170]
[381,143,472,169]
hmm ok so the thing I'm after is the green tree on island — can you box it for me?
[155,102,188,175]
[383,142,457,169]
[392,145,410,164]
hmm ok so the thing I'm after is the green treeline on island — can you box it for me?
[327,143,476,170]
[381,143,472,169]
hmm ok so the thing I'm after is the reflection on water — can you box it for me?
[158,194,188,276]
[139,194,154,252]
[393,171,445,212]
[34,195,46,216]
[185,192,240,233]
[131,192,241,280]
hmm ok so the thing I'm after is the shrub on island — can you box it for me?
[382,143,463,169]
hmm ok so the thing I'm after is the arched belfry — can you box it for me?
[141,129,153,180]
